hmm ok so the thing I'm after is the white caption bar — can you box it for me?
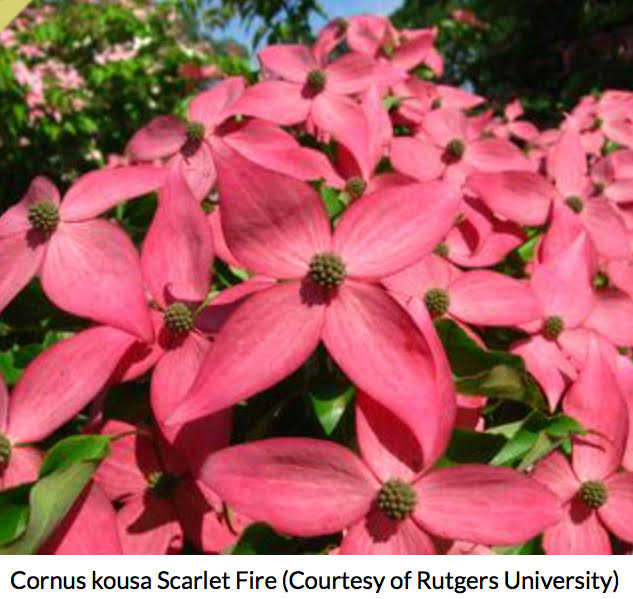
[1,555,628,598]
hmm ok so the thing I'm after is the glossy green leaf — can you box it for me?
[39,435,111,477]
[0,485,31,547]
[0,461,97,555]
[310,386,355,436]
[435,319,524,376]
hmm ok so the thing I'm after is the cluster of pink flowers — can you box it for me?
[11,57,86,123]
[1,13,633,555]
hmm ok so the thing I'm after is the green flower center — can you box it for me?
[308,252,346,289]
[186,121,205,143]
[446,138,465,160]
[0,434,11,467]
[306,69,327,94]
[579,480,608,509]
[381,43,396,58]
[377,479,417,520]
[28,201,59,234]
[592,117,604,131]
[424,288,450,318]
[592,270,610,290]
[163,302,194,334]
[565,196,584,213]
[147,470,179,499]
[345,177,366,200]
[543,315,564,340]
[433,242,449,257]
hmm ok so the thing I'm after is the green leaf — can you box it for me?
[489,412,585,468]
[455,364,524,400]
[0,351,22,385]
[495,536,544,555]
[490,426,540,466]
[545,414,587,437]
[434,319,524,376]
[39,435,111,477]
[0,485,31,546]
[320,185,345,219]
[310,386,355,435]
[228,523,299,555]
[518,431,560,470]
[443,429,507,464]
[0,461,97,555]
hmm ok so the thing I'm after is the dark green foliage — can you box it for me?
[392,0,633,126]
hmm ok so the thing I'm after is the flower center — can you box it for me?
[565,196,584,213]
[381,43,395,58]
[306,69,327,94]
[433,242,449,257]
[377,479,417,520]
[345,177,366,200]
[431,97,442,110]
[163,302,194,334]
[28,201,59,234]
[308,252,346,289]
[147,470,179,499]
[592,270,609,290]
[579,480,608,509]
[0,434,11,467]
[186,121,205,143]
[543,315,564,340]
[445,138,465,161]
[424,288,450,318]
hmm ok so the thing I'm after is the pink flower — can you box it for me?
[465,170,554,227]
[383,253,541,327]
[392,107,532,187]
[512,234,596,408]
[95,420,243,555]
[199,395,561,554]
[591,148,633,206]
[114,171,241,436]
[489,99,539,141]
[432,196,525,268]
[569,92,633,154]
[332,86,408,198]
[325,15,443,76]
[0,29,16,48]
[0,170,165,339]
[0,326,139,490]
[232,45,402,166]
[126,77,341,200]
[391,77,484,125]
[41,483,122,554]
[546,126,630,259]
[94,44,138,65]
[533,337,633,554]
[169,145,461,455]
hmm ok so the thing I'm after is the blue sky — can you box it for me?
[221,0,403,50]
